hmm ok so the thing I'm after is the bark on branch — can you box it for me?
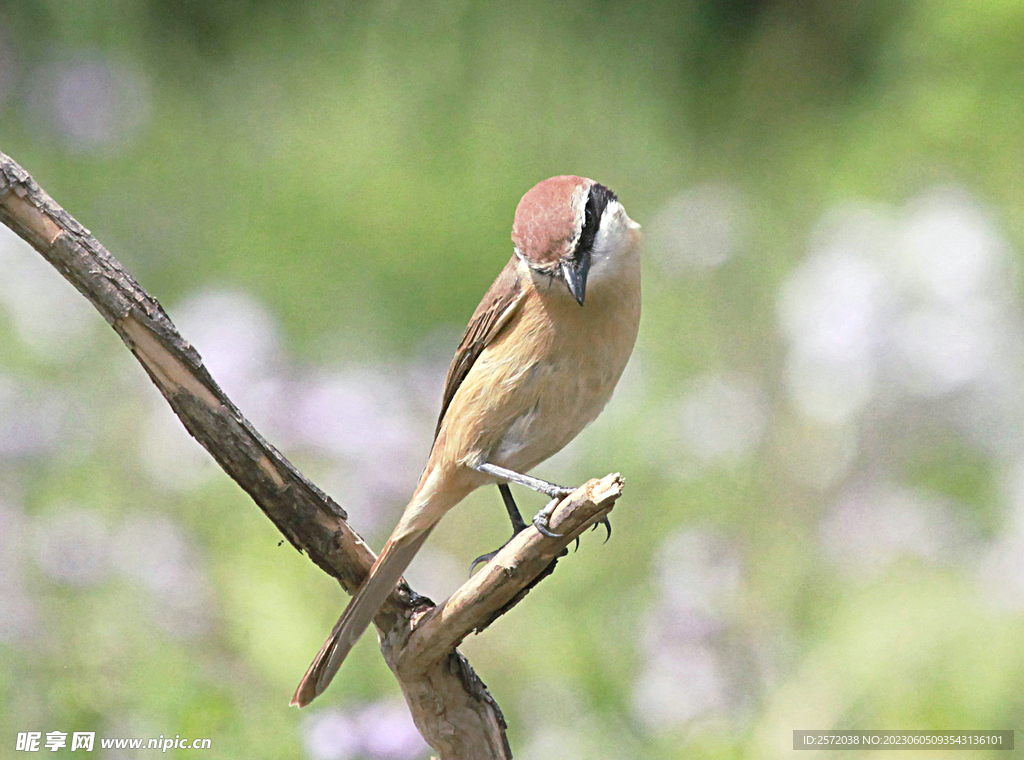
[0,150,624,760]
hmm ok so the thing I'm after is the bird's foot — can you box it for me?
[469,546,503,576]
[469,517,527,575]
[475,499,609,572]
[532,496,565,538]
[569,515,611,552]
[469,528,572,575]
[540,483,575,501]
[592,515,612,542]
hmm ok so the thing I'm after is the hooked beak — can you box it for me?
[560,249,591,306]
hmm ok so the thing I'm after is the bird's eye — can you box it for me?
[584,204,595,229]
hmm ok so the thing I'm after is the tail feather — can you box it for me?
[291,527,432,707]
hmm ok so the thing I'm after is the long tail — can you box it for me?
[291,526,433,707]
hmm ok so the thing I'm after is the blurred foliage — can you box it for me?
[3,1,1024,759]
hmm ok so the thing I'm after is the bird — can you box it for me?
[291,175,642,707]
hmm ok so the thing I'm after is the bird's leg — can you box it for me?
[469,484,530,575]
[473,462,576,538]
[474,462,574,500]
[499,483,528,533]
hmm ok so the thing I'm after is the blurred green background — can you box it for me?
[3,1,1024,758]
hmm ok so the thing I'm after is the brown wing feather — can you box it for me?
[434,255,525,439]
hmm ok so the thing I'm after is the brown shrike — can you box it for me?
[291,175,642,707]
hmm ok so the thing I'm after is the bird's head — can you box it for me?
[511,175,641,306]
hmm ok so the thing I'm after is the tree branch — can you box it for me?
[0,150,623,760]
[397,475,622,676]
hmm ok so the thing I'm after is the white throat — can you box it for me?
[588,200,641,286]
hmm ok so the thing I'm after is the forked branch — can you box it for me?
[0,150,623,760]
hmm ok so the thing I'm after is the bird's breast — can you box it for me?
[487,269,640,472]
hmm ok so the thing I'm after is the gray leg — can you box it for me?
[473,462,575,538]
[474,462,573,500]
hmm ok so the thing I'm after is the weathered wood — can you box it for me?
[396,475,623,676]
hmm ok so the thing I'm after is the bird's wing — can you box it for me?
[434,255,525,439]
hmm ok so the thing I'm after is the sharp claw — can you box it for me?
[469,551,497,576]
[469,524,531,575]
[533,515,563,538]
[588,516,612,542]
[531,497,564,538]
